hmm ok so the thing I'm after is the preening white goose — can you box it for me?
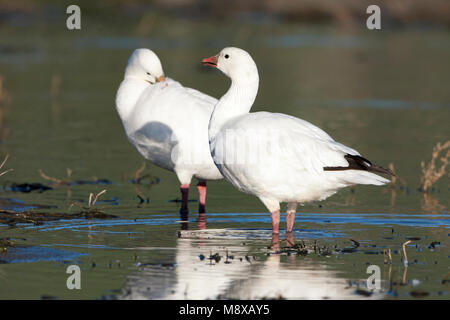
[202,47,393,234]
[115,48,222,213]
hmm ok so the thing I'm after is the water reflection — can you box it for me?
[121,229,377,300]
[180,211,206,231]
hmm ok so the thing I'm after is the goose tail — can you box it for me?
[324,154,394,186]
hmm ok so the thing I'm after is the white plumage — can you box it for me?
[116,49,222,212]
[203,47,391,233]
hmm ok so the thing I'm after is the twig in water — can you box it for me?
[39,169,63,185]
[402,266,408,285]
[89,189,107,209]
[402,240,411,266]
[68,189,107,214]
[38,168,73,185]
[0,154,13,177]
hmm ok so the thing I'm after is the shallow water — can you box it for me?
[0,14,449,299]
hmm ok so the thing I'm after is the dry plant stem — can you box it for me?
[135,161,146,181]
[402,266,408,285]
[88,190,107,208]
[402,240,411,265]
[38,169,63,184]
[0,154,12,177]
[388,248,392,263]
[88,193,94,208]
[0,169,12,177]
[0,154,9,170]
[39,168,73,185]
[388,163,397,186]
[420,141,450,192]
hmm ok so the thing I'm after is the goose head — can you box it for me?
[125,48,165,84]
[202,47,258,83]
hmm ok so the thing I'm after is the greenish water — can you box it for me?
[0,16,449,299]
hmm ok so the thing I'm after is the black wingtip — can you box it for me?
[324,154,395,177]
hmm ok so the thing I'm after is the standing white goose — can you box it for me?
[116,48,222,214]
[202,47,393,234]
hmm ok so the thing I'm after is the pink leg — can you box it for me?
[286,212,296,233]
[180,184,189,214]
[196,181,207,213]
[271,209,281,234]
[286,203,297,233]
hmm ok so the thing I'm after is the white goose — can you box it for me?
[116,49,222,213]
[202,47,393,234]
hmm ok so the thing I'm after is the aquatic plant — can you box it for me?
[420,140,450,192]
[68,189,111,217]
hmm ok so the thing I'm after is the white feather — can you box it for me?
[207,47,389,213]
[116,49,222,185]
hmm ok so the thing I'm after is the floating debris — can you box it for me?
[428,241,440,249]
[341,247,358,253]
[137,194,149,205]
[410,290,429,298]
[6,182,52,193]
[350,239,360,248]
[72,179,112,186]
[0,237,15,252]
[208,252,221,263]
[0,209,117,226]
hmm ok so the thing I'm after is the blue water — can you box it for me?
[0,246,87,264]
[16,212,449,234]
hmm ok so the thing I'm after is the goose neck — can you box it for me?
[209,76,259,139]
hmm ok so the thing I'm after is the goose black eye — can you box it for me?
[224,54,229,59]
[146,72,151,75]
